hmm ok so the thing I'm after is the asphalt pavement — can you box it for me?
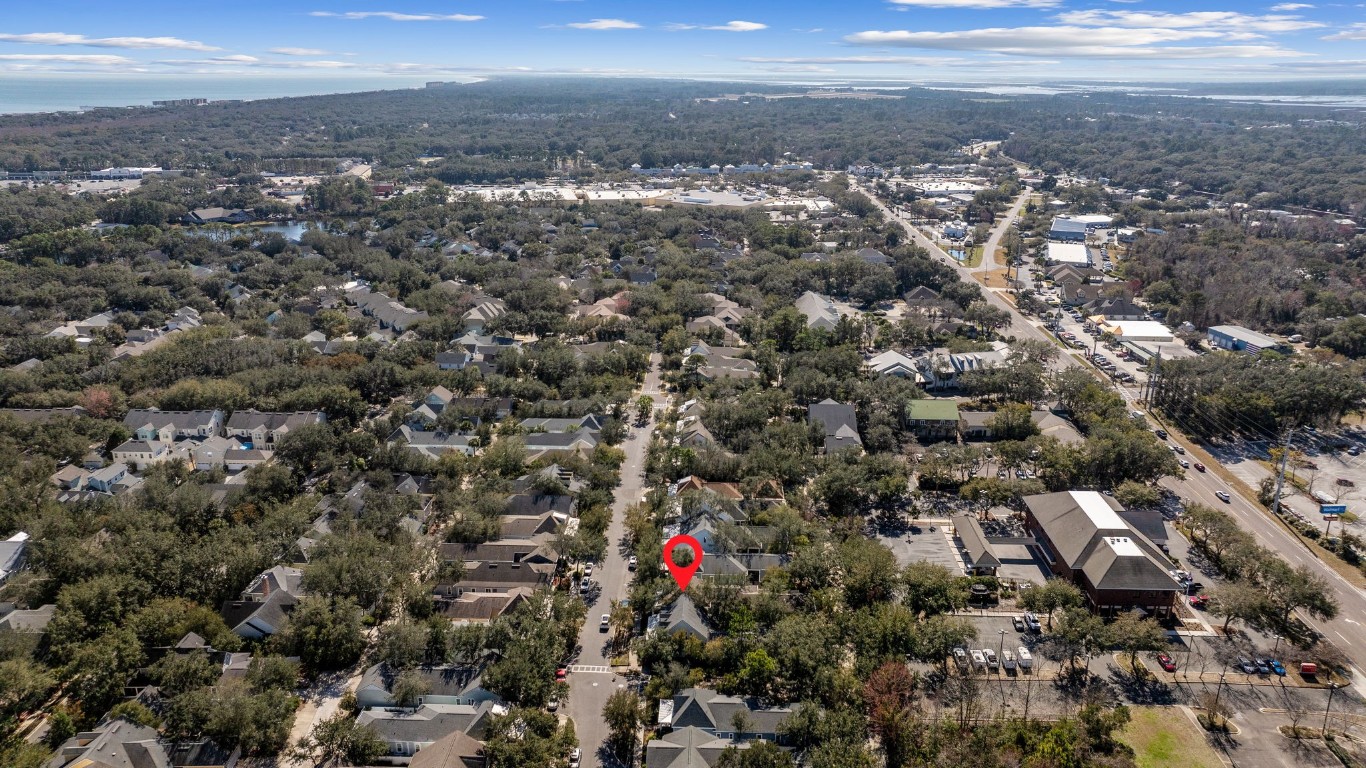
[564,355,662,767]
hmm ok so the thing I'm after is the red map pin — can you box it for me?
[663,534,703,591]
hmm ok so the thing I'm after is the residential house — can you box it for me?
[432,561,551,599]
[794,291,843,331]
[436,588,534,626]
[906,399,961,440]
[1022,491,1179,618]
[855,247,892,266]
[359,705,494,767]
[916,344,1009,390]
[0,406,88,423]
[649,593,713,642]
[865,350,923,380]
[85,463,131,493]
[0,532,29,586]
[520,429,599,457]
[220,566,304,640]
[677,420,715,448]
[389,426,478,459]
[807,398,862,454]
[123,408,224,442]
[1086,296,1147,322]
[356,663,502,709]
[0,603,55,635]
[184,207,252,224]
[646,728,760,768]
[111,438,176,471]
[462,298,506,334]
[659,687,796,742]
[958,411,996,441]
[225,410,326,447]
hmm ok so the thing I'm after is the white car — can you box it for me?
[569,748,582,768]
[600,614,610,632]
[583,563,594,577]
[1216,491,1231,503]
[628,555,638,570]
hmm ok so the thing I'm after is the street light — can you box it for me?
[1324,682,1342,736]
[998,629,1007,675]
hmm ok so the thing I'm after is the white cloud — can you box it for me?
[738,54,1060,67]
[1056,10,1324,33]
[845,26,1307,57]
[706,21,768,32]
[269,47,330,56]
[1323,23,1366,40]
[888,0,1060,7]
[0,53,132,64]
[0,32,219,51]
[1271,3,1314,10]
[309,11,483,22]
[566,18,641,29]
[669,20,767,32]
[212,55,260,63]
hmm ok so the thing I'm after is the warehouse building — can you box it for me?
[1046,242,1091,266]
[1049,218,1088,242]
[1207,325,1291,355]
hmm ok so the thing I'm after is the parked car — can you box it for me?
[1156,652,1177,672]
[1238,658,1258,674]
[599,614,610,632]
[1194,463,1206,472]
[1013,616,1026,631]
[556,667,568,681]
[1189,594,1210,609]
[953,647,968,668]
[569,748,582,768]
[1255,659,1272,675]
[628,555,638,571]
[984,649,999,671]
[1017,647,1033,670]
[970,649,987,671]
[1349,446,1361,456]
[584,563,594,577]
[1269,659,1286,676]
[547,697,560,711]
[1024,613,1042,633]
[1216,491,1231,503]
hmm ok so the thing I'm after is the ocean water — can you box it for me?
[0,75,461,114]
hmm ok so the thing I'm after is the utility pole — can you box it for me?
[1271,426,1296,517]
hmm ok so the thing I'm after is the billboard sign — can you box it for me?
[1320,504,1346,516]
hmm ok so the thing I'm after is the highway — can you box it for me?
[863,182,1366,693]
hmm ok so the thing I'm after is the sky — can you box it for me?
[1,0,1365,83]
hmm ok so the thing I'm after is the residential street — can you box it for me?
[565,354,662,768]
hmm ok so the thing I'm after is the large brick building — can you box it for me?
[1022,490,1180,618]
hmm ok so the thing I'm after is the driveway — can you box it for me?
[565,355,662,767]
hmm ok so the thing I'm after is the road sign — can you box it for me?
[1320,504,1347,516]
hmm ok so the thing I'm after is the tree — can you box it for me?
[1261,563,1339,629]
[276,596,367,672]
[1018,579,1083,629]
[716,740,796,768]
[391,669,433,709]
[294,712,387,767]
[1050,608,1111,672]
[902,561,967,617]
[603,689,641,760]
[1211,582,1270,633]
[863,661,919,768]
[1113,480,1163,510]
[1109,612,1168,674]
[635,395,654,424]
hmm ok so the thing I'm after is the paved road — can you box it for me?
[865,183,1366,695]
[975,190,1029,277]
[565,354,662,767]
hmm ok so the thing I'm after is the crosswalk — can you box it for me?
[569,664,613,674]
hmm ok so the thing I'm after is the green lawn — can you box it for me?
[1120,706,1223,768]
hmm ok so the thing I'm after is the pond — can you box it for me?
[181,220,330,243]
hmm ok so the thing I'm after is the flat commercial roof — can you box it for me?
[1103,320,1174,342]
[1046,242,1090,265]
[1208,325,1281,348]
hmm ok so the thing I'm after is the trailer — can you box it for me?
[1017,647,1033,670]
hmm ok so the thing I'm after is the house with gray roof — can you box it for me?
[389,426,478,459]
[649,593,713,642]
[808,398,861,454]
[123,408,224,442]
[793,291,843,331]
[1022,490,1179,618]
[357,663,502,709]
[225,409,325,447]
[0,532,29,586]
[520,428,598,455]
[0,603,55,634]
[46,719,171,768]
[646,727,753,768]
[358,702,498,765]
[220,565,304,640]
[661,688,796,742]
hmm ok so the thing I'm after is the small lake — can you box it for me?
[181,220,328,243]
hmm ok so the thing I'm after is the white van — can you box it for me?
[970,649,987,672]
[1017,647,1033,670]
[1002,650,1017,672]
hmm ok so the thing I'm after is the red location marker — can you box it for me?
[663,535,703,591]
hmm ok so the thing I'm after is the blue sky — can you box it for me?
[1,0,1364,82]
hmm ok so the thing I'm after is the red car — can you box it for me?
[555,667,568,681]
[1194,463,1206,472]
[1190,594,1210,609]
[1156,652,1177,672]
